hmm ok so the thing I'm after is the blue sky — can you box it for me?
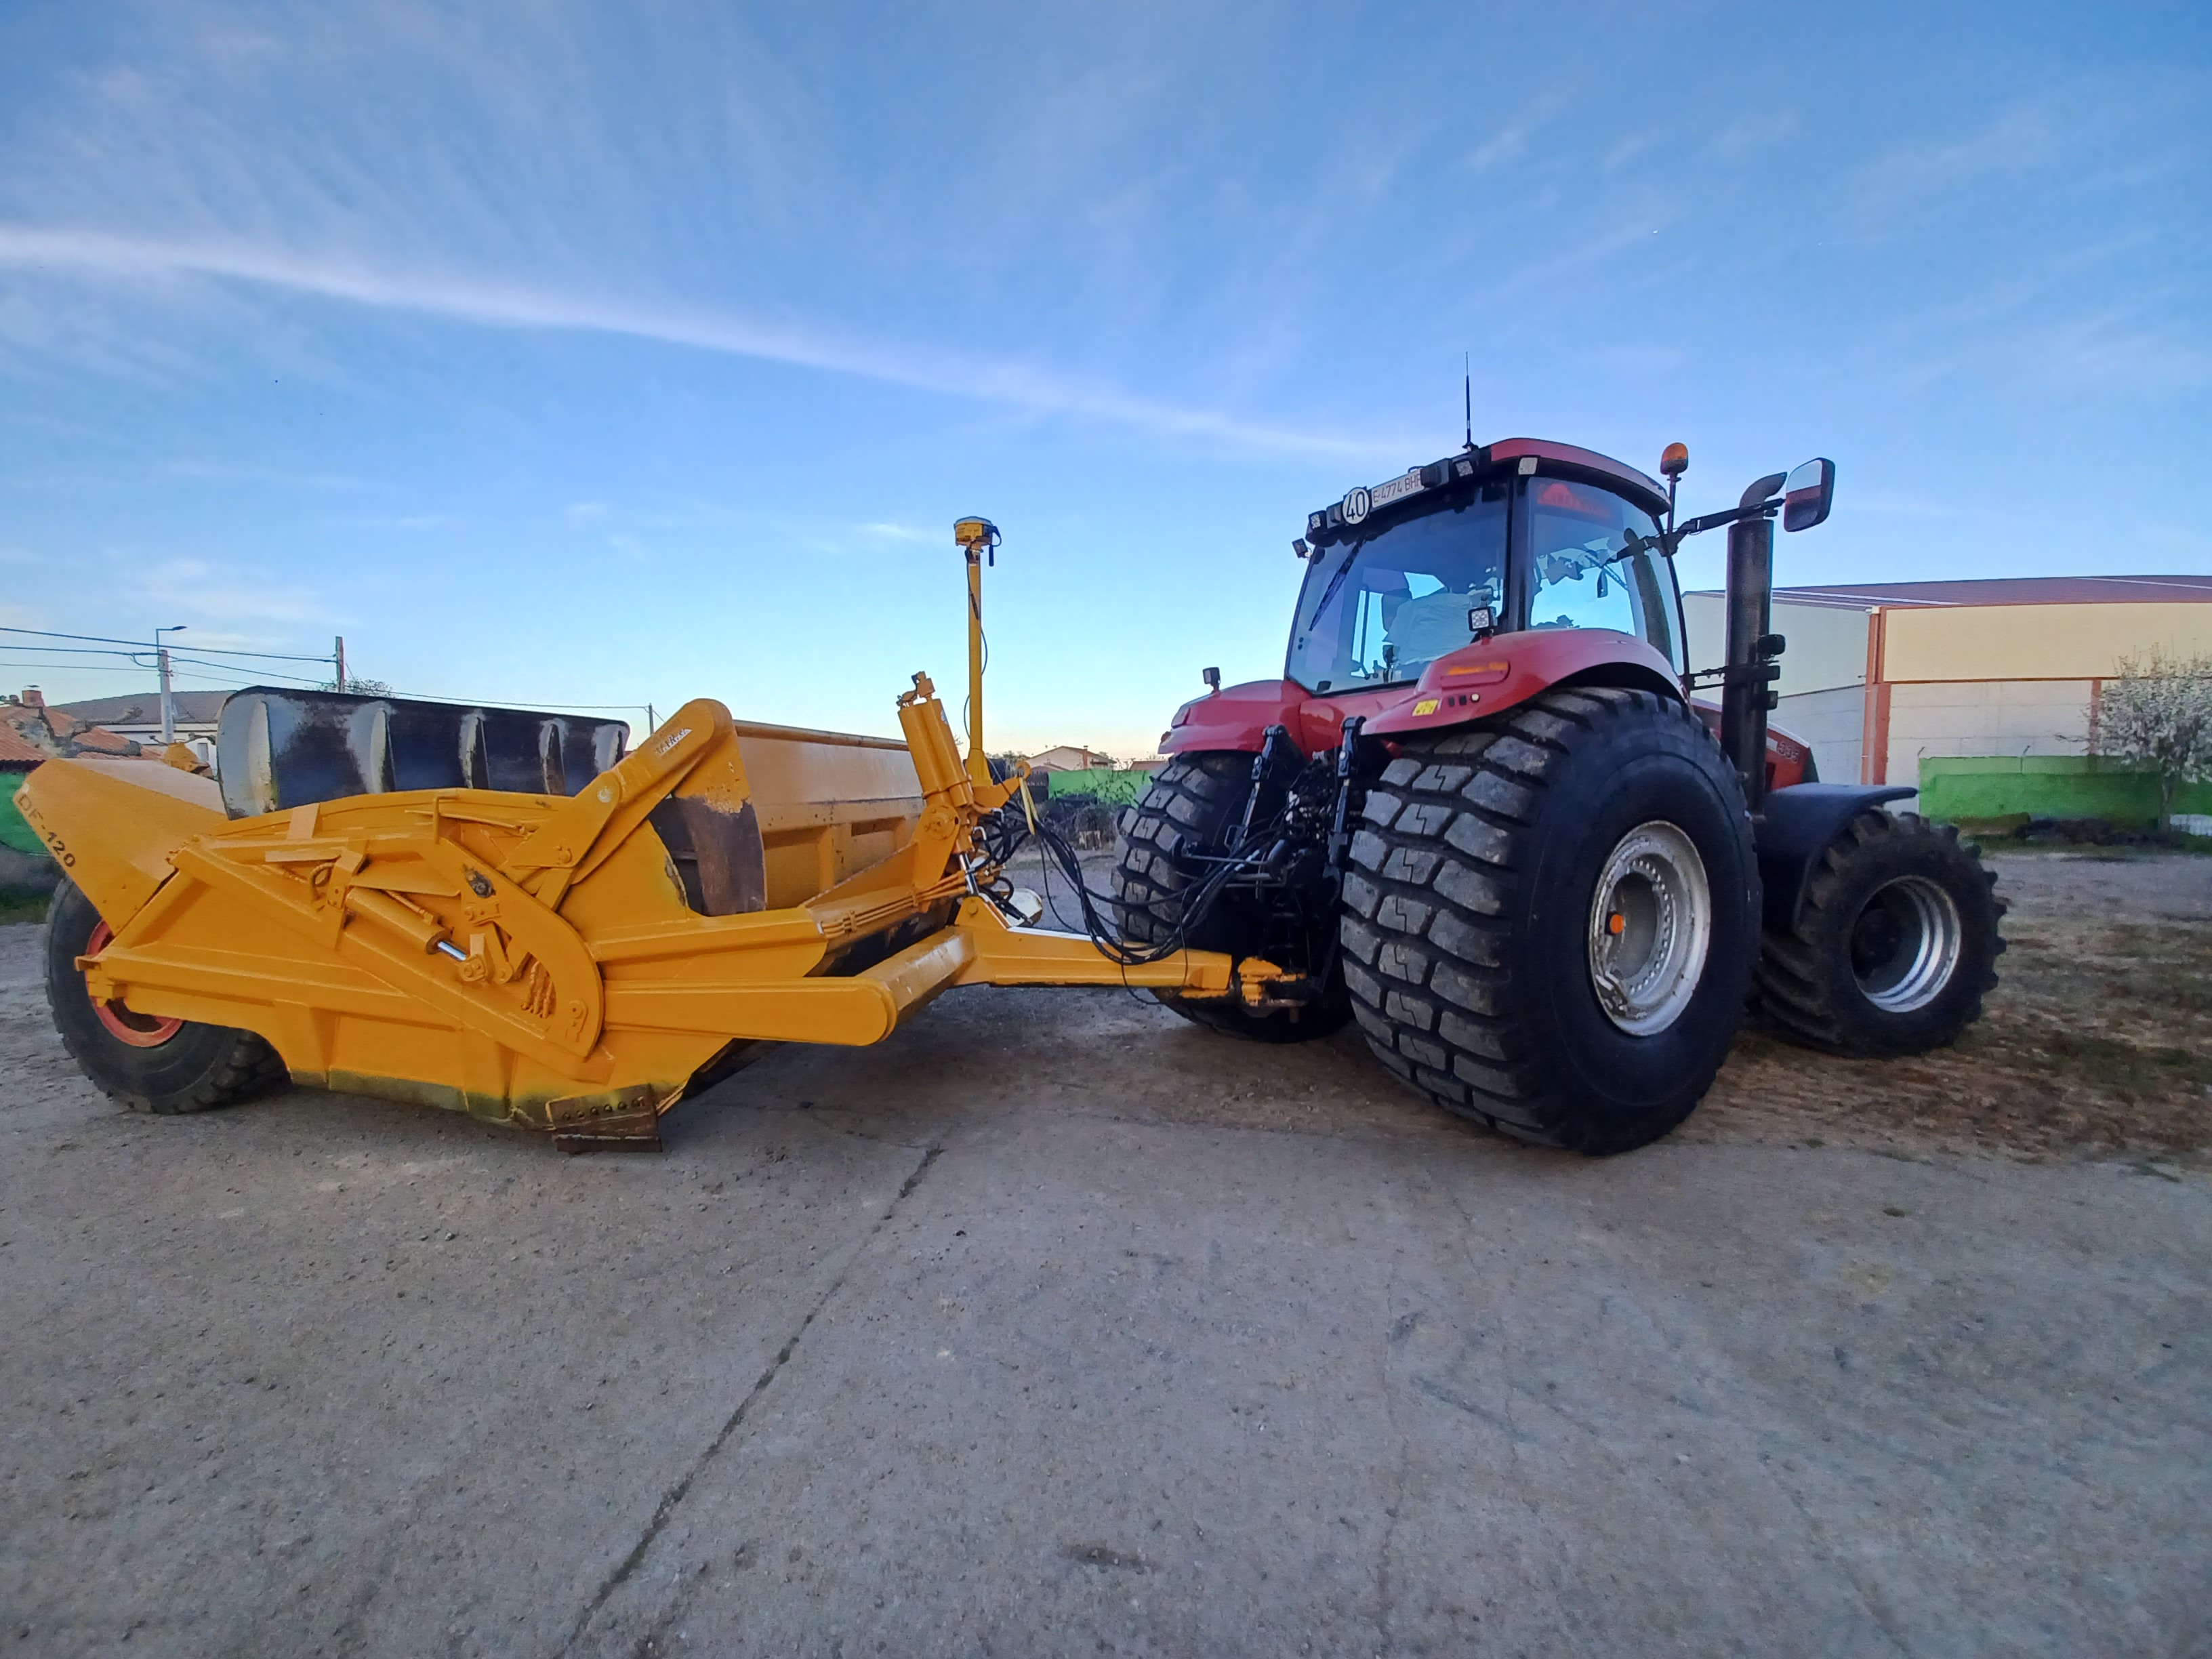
[1,1,2206,756]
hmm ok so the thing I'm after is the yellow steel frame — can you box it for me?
[17,672,1287,1145]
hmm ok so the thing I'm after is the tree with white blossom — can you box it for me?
[2093,650,2212,832]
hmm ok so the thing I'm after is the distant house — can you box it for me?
[54,690,227,748]
[1023,744,1116,775]
[2,689,140,760]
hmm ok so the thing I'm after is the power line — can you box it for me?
[167,654,329,687]
[0,643,161,659]
[0,626,159,649]
[0,626,333,662]
[387,695,652,712]
[3,640,653,724]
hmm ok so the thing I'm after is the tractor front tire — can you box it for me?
[1343,687,1757,1154]
[45,880,285,1114]
[1113,752,1349,1042]
[1754,812,2005,1057]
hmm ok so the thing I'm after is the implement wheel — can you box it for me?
[45,880,285,1114]
[1755,812,2005,1057]
[1113,752,1349,1042]
[1343,687,1757,1153]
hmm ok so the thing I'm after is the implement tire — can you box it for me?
[1343,687,1756,1154]
[1755,812,2005,1057]
[45,880,285,1114]
[1113,752,1349,1042]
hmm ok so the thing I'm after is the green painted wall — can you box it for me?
[1,773,45,856]
[1042,767,1158,806]
[1917,755,2212,825]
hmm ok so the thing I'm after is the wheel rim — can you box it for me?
[83,921,184,1048]
[1587,820,1713,1037]
[1849,876,1962,1013]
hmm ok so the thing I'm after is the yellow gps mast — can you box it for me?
[953,516,1001,786]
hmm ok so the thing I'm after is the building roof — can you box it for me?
[1025,745,1115,771]
[2,698,141,761]
[0,724,45,766]
[1686,575,2212,611]
[54,691,231,727]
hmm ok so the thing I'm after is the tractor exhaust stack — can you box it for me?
[1719,472,1785,811]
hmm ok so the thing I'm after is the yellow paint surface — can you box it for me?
[1882,602,2212,683]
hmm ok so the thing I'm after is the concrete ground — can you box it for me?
[2,855,2209,1657]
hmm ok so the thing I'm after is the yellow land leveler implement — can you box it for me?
[22,519,1299,1151]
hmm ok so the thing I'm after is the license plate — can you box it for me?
[1370,470,1425,508]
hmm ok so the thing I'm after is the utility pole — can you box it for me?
[155,624,188,743]
[334,636,348,693]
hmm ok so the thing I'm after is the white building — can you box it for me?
[1683,575,2212,808]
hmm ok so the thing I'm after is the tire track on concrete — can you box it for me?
[557,1141,941,1656]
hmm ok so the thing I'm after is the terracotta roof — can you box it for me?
[0,705,140,761]
[0,725,44,766]
[1686,574,2212,611]
[66,725,136,754]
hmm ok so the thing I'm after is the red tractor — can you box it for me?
[1112,437,2005,1153]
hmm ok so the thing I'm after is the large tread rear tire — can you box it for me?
[1113,753,1350,1042]
[1343,687,1757,1154]
[45,880,285,1114]
[1754,812,2006,1057]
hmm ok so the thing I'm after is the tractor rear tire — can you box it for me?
[1342,687,1757,1154]
[45,880,285,1114]
[1753,811,2006,1057]
[1113,752,1350,1042]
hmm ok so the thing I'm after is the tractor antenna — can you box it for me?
[1462,353,1473,449]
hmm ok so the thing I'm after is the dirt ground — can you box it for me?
[1694,851,2212,1164]
[1021,844,2211,1164]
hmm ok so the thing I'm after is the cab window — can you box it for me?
[1525,477,1681,670]
[1286,485,1509,692]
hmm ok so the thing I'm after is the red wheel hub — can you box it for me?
[83,921,184,1048]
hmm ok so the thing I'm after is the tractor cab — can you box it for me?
[1288,439,1685,696]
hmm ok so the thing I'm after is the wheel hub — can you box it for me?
[1588,821,1713,1037]
[1849,876,1963,1012]
[83,920,184,1048]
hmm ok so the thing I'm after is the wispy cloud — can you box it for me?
[1851,106,2055,220]
[1462,91,1572,174]
[0,224,1412,460]
[140,553,333,627]
[161,458,367,489]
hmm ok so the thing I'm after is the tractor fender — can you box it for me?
[1754,783,1916,933]
[1361,630,1683,740]
[1160,678,1309,758]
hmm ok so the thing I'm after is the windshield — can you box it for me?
[1525,478,1681,668]
[1287,485,1509,692]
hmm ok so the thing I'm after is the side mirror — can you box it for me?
[1782,458,1835,532]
